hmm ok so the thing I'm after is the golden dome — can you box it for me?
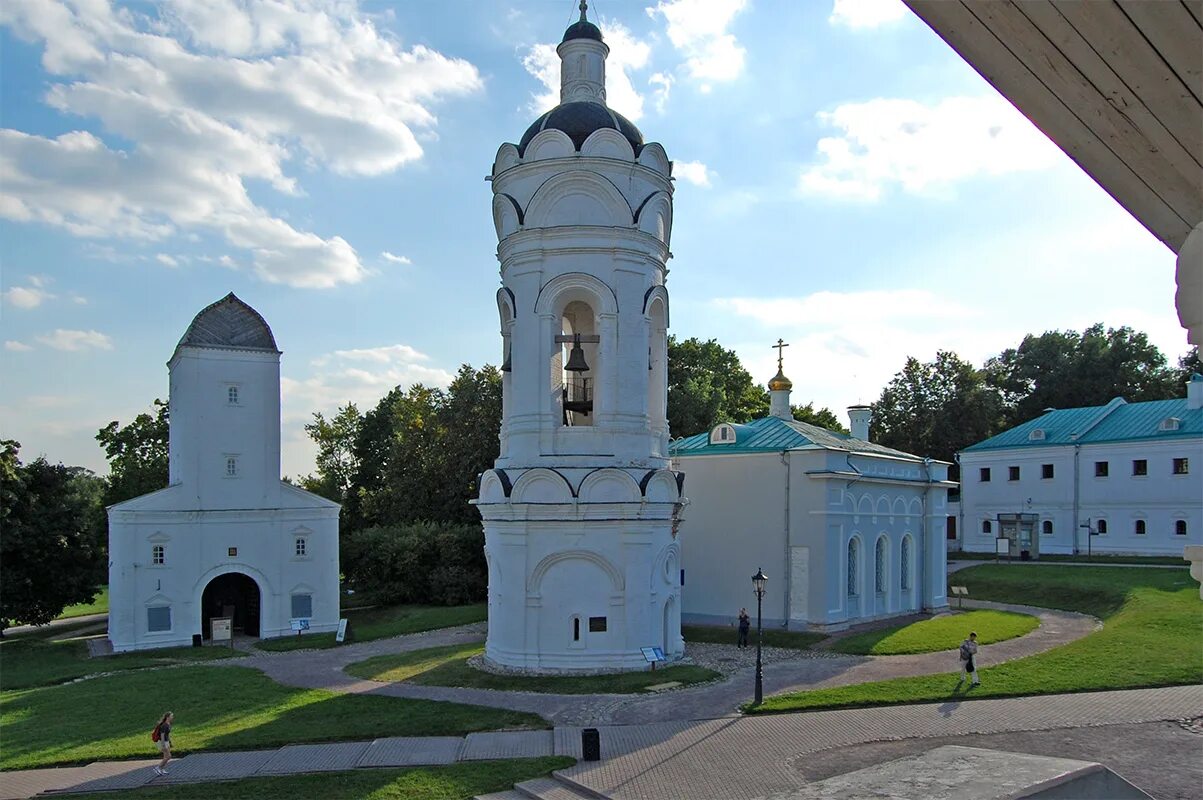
[768,368,793,392]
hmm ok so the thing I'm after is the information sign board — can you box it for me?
[290,618,310,632]
[640,646,664,663]
[336,618,348,643]
[995,537,1010,556]
[211,617,232,642]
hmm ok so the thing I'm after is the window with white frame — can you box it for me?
[294,537,307,557]
[900,537,911,591]
[1135,519,1146,536]
[1041,519,1054,535]
[1041,463,1055,479]
[147,606,171,632]
[847,540,858,597]
[1173,458,1189,475]
[1176,520,1188,536]
[981,520,992,535]
[152,544,165,565]
[1096,519,1108,535]
[874,538,887,593]
[290,593,313,618]
[979,467,991,482]
[227,385,239,405]
[225,456,238,477]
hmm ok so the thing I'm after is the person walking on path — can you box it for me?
[957,632,980,687]
[737,608,751,648]
[152,712,173,775]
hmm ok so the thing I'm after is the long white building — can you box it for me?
[956,375,1203,557]
[108,294,340,652]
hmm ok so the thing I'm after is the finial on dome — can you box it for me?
[580,0,589,21]
[768,338,793,419]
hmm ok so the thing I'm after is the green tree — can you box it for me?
[667,336,768,437]
[871,351,1002,465]
[431,365,502,523]
[1175,346,1201,385]
[791,402,848,433]
[0,443,106,631]
[301,403,362,503]
[984,324,1179,427]
[96,399,169,508]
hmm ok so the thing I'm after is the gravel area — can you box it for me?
[680,641,847,675]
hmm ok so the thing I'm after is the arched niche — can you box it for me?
[654,542,681,589]
[638,143,671,176]
[478,469,511,504]
[875,497,891,518]
[581,128,636,161]
[909,498,923,517]
[511,468,574,503]
[524,128,575,161]
[535,272,619,317]
[525,172,633,229]
[641,469,679,503]
[492,194,523,240]
[644,287,669,443]
[892,497,907,518]
[578,468,641,503]
[527,549,625,595]
[635,191,672,245]
[493,143,521,176]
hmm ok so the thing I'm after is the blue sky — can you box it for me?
[0,0,1187,477]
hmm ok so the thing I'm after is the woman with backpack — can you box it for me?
[152,711,174,775]
[957,632,980,687]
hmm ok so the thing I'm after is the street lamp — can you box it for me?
[751,567,768,706]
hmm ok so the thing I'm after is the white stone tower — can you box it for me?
[475,2,685,672]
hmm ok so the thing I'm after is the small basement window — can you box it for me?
[1132,459,1147,476]
[1173,458,1189,475]
[1041,464,1054,479]
[1008,466,1020,481]
[588,616,607,633]
[1095,461,1109,477]
[979,467,991,482]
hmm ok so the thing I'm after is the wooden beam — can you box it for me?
[1116,0,1203,106]
[905,0,1192,251]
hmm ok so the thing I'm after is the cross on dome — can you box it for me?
[769,338,793,393]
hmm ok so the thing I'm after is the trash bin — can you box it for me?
[1020,550,1031,561]
[582,728,601,761]
[192,634,203,648]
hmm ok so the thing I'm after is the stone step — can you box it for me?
[472,791,528,800]
[514,776,601,799]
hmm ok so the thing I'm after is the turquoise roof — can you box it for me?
[962,394,1203,452]
[672,415,924,460]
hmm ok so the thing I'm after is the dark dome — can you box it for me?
[561,19,603,43]
[176,293,278,353]
[518,101,644,156]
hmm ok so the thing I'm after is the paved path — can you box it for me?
[4,686,1199,799]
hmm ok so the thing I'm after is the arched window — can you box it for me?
[875,537,888,593]
[846,540,858,597]
[900,536,912,591]
[1135,519,1146,535]
[981,520,992,535]
[1177,520,1188,536]
[559,301,597,428]
[1041,520,1053,535]
[1096,520,1108,535]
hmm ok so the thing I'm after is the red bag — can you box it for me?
[151,724,161,743]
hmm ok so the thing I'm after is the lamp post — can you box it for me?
[751,567,768,706]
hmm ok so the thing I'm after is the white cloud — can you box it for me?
[3,283,56,308]
[521,18,651,121]
[381,251,412,265]
[829,0,908,29]
[798,96,1062,201]
[5,340,33,352]
[647,0,747,88]
[155,253,180,267]
[0,0,483,288]
[674,159,711,187]
[69,294,88,305]
[649,72,674,114]
[35,328,113,351]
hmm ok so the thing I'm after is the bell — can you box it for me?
[564,335,590,372]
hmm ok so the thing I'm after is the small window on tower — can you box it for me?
[152,545,165,565]
[295,537,307,557]
[226,457,238,477]
[227,385,239,405]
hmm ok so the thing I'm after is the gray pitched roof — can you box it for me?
[175,293,278,354]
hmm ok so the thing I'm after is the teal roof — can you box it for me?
[962,394,1203,452]
[672,415,924,460]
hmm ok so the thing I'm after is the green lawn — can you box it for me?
[0,635,244,691]
[256,604,487,652]
[829,610,1039,655]
[749,565,1203,714]
[346,642,721,694]
[55,586,110,619]
[54,758,575,800]
[0,665,547,770]
[951,552,1189,567]
[682,624,827,650]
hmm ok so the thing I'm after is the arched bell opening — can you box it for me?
[646,296,668,450]
[558,300,598,427]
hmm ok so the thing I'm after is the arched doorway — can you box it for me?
[201,572,260,638]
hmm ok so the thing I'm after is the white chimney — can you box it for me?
[1188,373,1203,410]
[848,405,872,441]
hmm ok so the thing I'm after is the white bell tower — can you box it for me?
[475,2,686,673]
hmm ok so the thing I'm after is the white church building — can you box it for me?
[675,358,953,631]
[107,294,340,652]
[473,5,685,672]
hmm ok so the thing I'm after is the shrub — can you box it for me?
[343,523,486,606]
